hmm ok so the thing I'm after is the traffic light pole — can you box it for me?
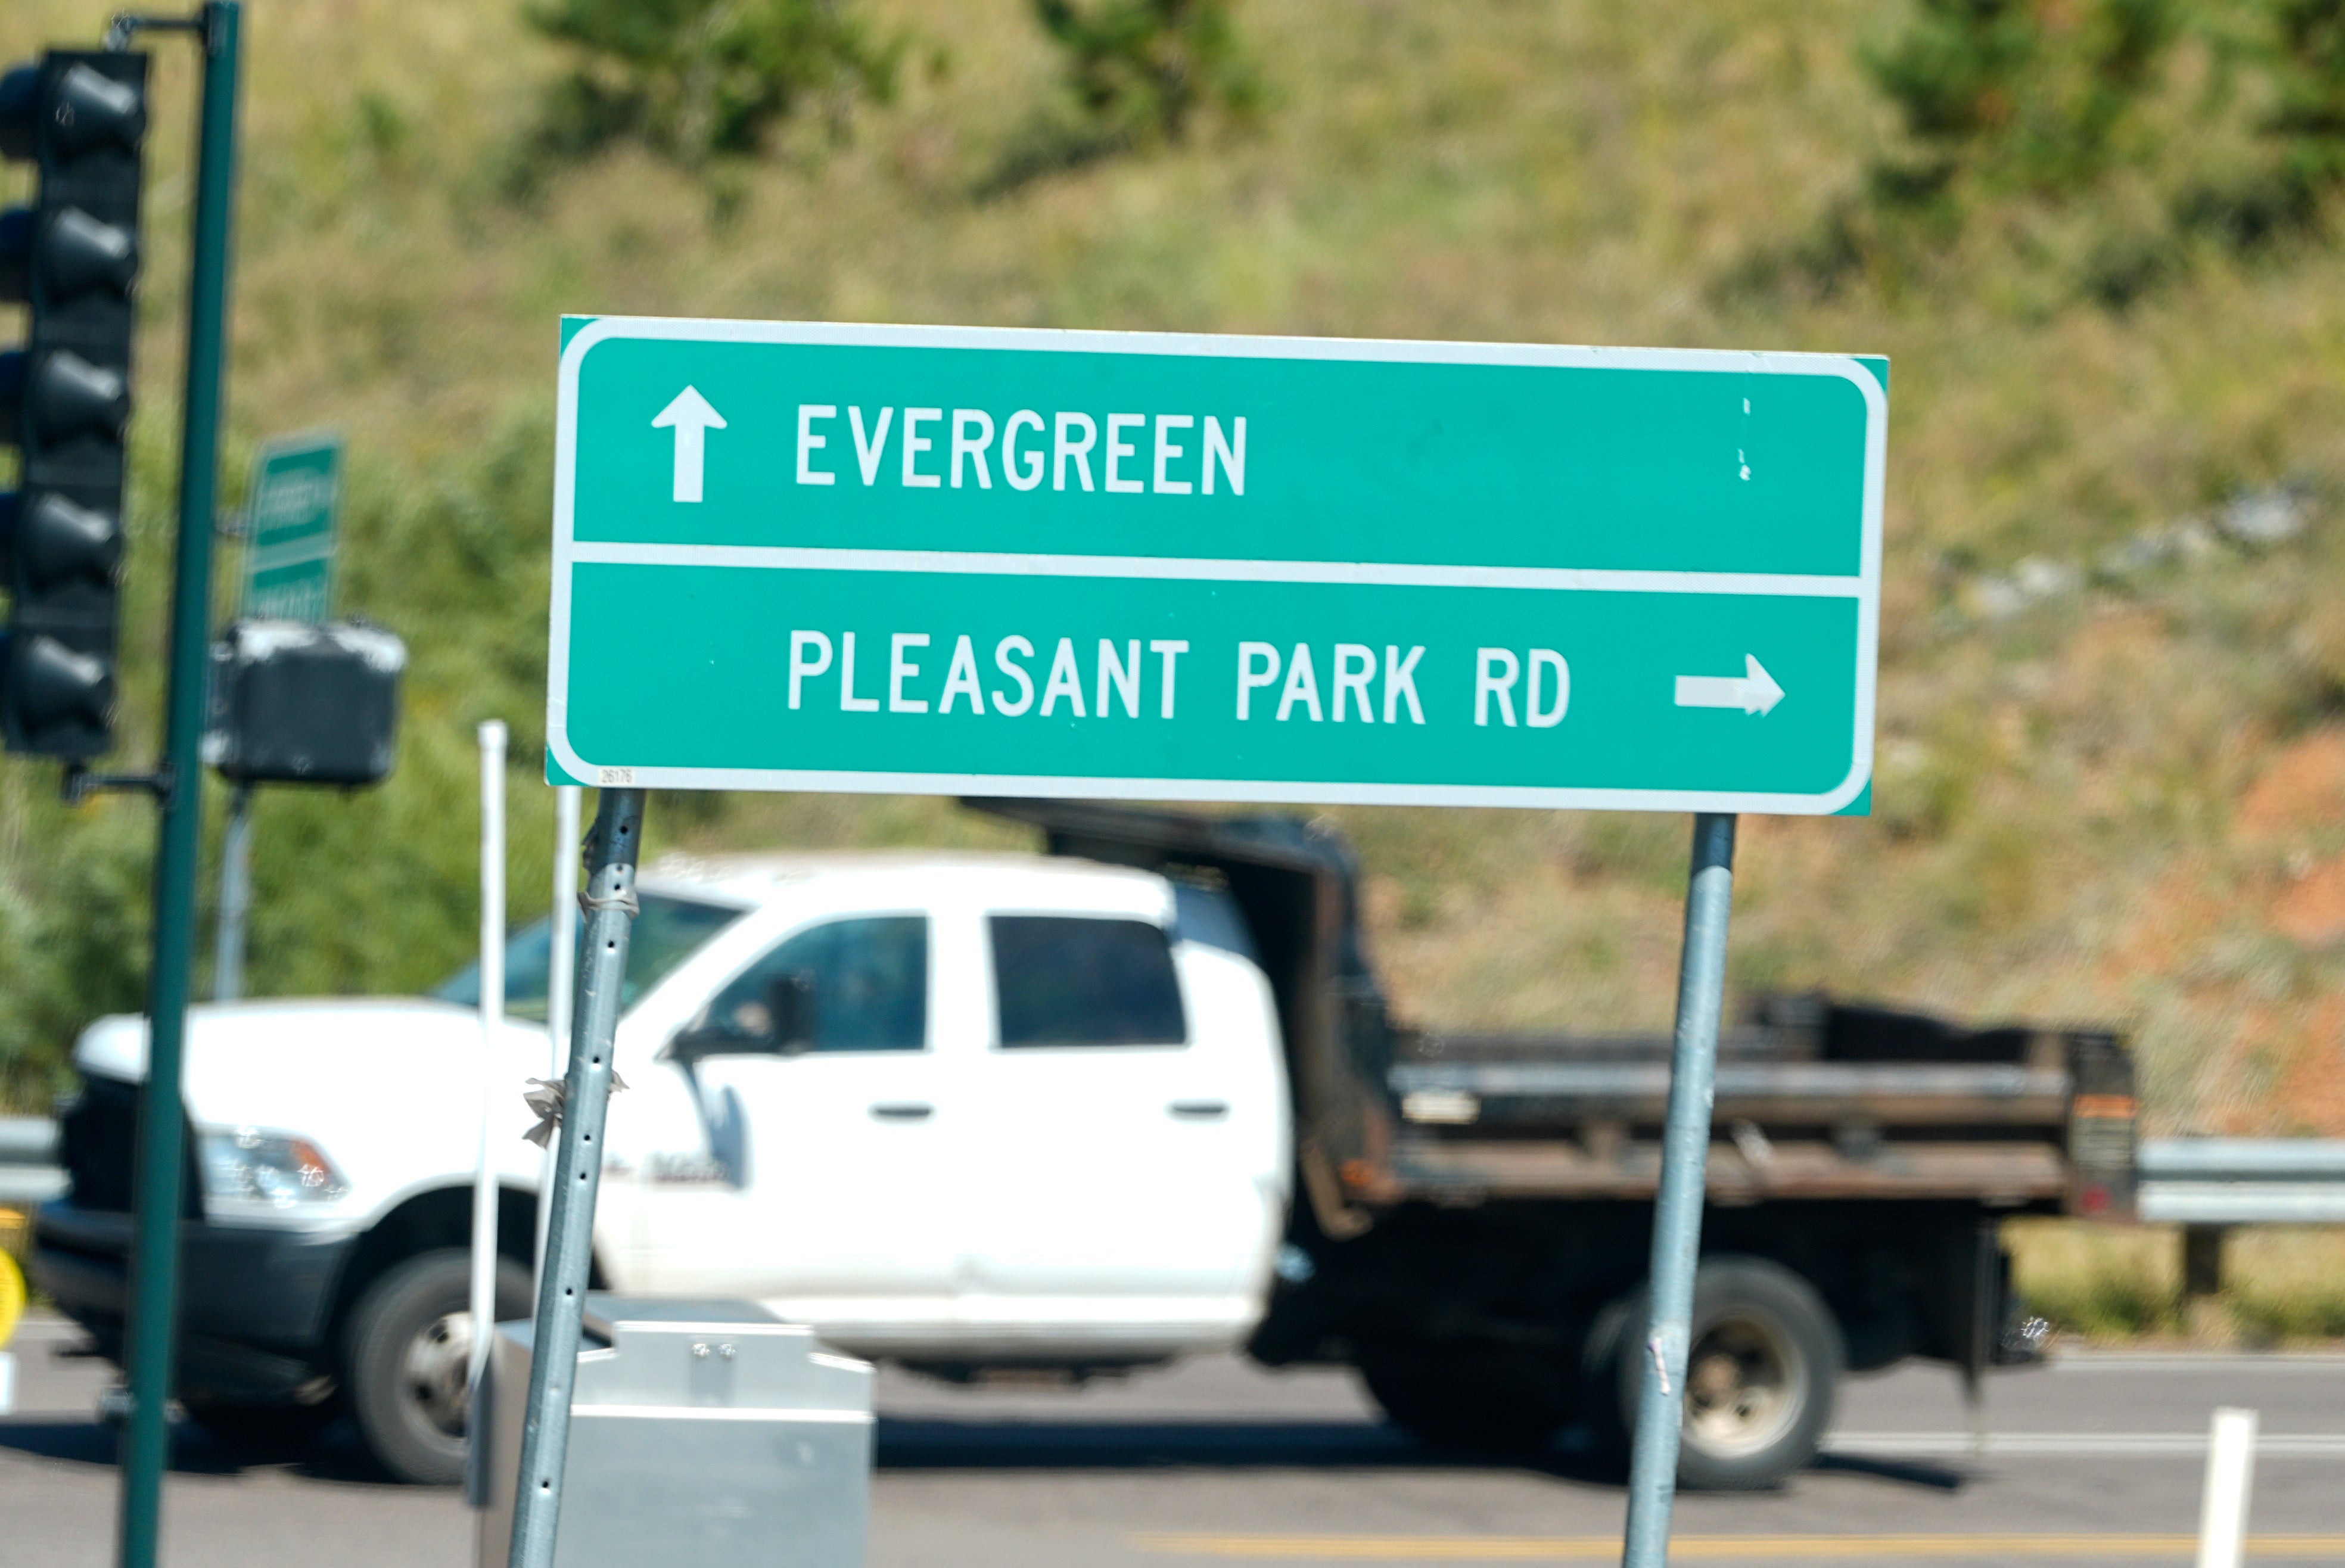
[114,8,239,1568]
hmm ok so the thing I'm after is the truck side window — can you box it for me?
[991,916,1187,1049]
[705,915,928,1052]
[434,892,742,1018]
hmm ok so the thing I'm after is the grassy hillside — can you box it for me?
[0,0,2340,1136]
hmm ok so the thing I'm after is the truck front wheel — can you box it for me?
[343,1248,528,1485]
[1356,1342,1574,1452]
[1588,1255,1844,1491]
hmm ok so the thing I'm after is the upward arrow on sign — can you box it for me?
[651,385,726,503]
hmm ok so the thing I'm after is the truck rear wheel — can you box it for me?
[1587,1256,1843,1491]
[344,1248,528,1485]
[1357,1343,1573,1451]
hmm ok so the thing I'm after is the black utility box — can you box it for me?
[203,619,406,786]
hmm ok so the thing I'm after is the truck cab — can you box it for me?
[595,853,1291,1364]
[36,850,1290,1483]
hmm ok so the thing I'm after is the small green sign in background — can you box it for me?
[241,430,343,623]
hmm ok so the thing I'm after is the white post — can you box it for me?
[212,784,254,1001]
[536,784,583,1291]
[2196,1407,2259,1568]
[471,721,508,1398]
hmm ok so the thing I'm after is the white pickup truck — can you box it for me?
[36,802,2135,1490]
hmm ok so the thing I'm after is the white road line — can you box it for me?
[1824,1431,2345,1457]
[5,1323,88,1343]
[2050,1352,2345,1371]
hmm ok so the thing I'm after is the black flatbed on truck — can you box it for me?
[974,798,2139,1488]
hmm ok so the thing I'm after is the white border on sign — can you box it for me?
[548,317,1885,815]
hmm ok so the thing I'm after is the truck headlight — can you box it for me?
[200,1129,349,1208]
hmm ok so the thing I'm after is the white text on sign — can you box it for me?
[794,406,1246,496]
[781,633,1579,727]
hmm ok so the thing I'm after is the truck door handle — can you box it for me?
[1169,1100,1230,1120]
[870,1102,934,1121]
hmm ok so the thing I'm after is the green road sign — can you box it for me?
[241,430,343,622]
[550,319,1884,814]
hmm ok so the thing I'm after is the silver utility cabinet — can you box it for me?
[475,1298,873,1568]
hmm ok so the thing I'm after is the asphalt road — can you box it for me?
[4,1311,2343,1567]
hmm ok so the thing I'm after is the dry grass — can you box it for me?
[2008,1219,2345,1346]
[0,0,2338,1138]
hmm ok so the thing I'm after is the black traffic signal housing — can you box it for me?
[204,620,408,788]
[0,51,147,759]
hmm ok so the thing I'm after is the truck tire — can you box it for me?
[1586,1256,1843,1491]
[1356,1343,1573,1451]
[344,1247,528,1485]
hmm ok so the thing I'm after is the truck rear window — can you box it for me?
[990,916,1187,1048]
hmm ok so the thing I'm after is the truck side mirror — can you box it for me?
[766,972,819,1055]
[665,1023,735,1063]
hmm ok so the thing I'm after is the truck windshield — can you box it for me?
[432,892,744,1021]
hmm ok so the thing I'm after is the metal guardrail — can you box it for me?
[0,1116,64,1208]
[2137,1138,2345,1225]
[4,1119,2343,1223]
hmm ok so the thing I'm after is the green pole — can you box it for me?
[117,7,240,1567]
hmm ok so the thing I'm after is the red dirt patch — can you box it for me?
[2237,727,2345,842]
[2273,855,2345,947]
[2278,997,2345,1135]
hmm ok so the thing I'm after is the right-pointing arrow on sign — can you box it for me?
[1675,654,1786,715]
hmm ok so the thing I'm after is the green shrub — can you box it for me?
[518,0,905,175]
[982,0,1261,194]
[1865,0,2181,206]
[1034,0,1259,146]
[1835,0,2345,300]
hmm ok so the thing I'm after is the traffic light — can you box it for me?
[0,51,147,758]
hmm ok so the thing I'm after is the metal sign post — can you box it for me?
[210,430,343,1000]
[1622,813,1737,1568]
[534,784,584,1291]
[506,788,643,1568]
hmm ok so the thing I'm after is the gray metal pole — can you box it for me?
[507,788,643,1568]
[534,783,583,1299]
[212,785,253,1001]
[1621,812,1737,1568]
[119,10,240,1567]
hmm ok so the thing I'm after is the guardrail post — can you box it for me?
[2182,1224,2226,1299]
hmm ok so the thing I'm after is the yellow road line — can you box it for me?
[1131,1533,2345,1560]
